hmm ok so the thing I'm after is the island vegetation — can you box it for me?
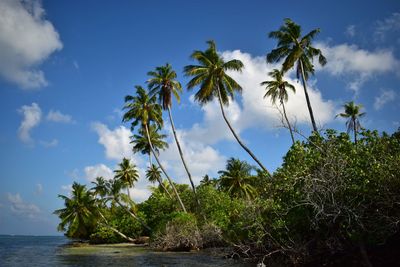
[54,18,400,266]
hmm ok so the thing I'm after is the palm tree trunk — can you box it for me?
[216,85,271,177]
[353,118,357,144]
[126,188,131,201]
[144,124,187,212]
[115,199,151,231]
[98,211,136,242]
[281,99,295,144]
[149,152,173,199]
[299,60,318,132]
[167,107,201,207]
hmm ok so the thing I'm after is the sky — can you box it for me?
[0,0,399,235]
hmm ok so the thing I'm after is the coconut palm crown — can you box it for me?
[184,40,270,176]
[218,158,256,200]
[261,69,296,143]
[267,18,327,132]
[147,63,182,110]
[336,101,366,144]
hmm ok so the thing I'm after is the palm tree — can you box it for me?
[218,158,256,200]
[89,177,136,242]
[146,164,172,198]
[267,18,327,132]
[147,63,198,202]
[92,177,151,231]
[336,101,366,144]
[261,69,296,144]
[123,85,187,212]
[114,158,139,201]
[54,182,98,239]
[131,124,168,166]
[184,40,270,176]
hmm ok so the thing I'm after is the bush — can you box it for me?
[152,212,202,251]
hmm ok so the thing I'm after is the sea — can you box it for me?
[0,235,254,267]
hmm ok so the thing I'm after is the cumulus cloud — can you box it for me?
[84,164,113,182]
[17,102,42,144]
[315,42,400,92]
[91,122,134,161]
[61,184,72,195]
[159,125,227,184]
[374,89,396,110]
[47,110,75,124]
[0,0,62,89]
[223,50,335,130]
[374,12,400,42]
[7,193,40,219]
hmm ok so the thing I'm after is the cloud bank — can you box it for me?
[0,0,62,89]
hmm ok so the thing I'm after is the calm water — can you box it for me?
[0,235,254,267]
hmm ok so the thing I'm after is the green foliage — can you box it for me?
[54,182,98,239]
[153,212,202,251]
[262,129,400,262]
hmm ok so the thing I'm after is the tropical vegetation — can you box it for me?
[55,19,400,266]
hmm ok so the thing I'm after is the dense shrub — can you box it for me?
[152,212,202,251]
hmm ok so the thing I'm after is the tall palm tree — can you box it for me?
[147,63,198,202]
[261,69,296,144]
[184,40,270,176]
[146,164,172,198]
[123,85,187,212]
[90,177,136,242]
[267,18,327,132]
[131,124,168,166]
[114,158,139,201]
[218,158,256,200]
[336,101,366,144]
[91,177,151,231]
[54,182,98,239]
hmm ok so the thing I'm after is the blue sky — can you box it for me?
[0,0,399,235]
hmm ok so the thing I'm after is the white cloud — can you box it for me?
[91,122,143,166]
[61,184,72,195]
[92,122,132,160]
[374,12,400,42]
[84,164,113,182]
[17,102,42,144]
[315,42,400,92]
[40,138,58,148]
[159,126,227,184]
[222,50,335,130]
[345,25,356,37]
[35,183,43,195]
[47,110,75,124]
[0,0,62,89]
[7,193,40,219]
[374,89,396,110]
[128,187,151,203]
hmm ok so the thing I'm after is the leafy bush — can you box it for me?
[152,212,202,251]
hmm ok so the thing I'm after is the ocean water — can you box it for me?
[0,235,254,266]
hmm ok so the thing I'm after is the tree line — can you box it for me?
[55,19,399,266]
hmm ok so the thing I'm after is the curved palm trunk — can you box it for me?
[281,99,295,144]
[299,60,318,132]
[216,86,271,177]
[126,188,131,202]
[353,118,357,144]
[115,198,151,231]
[167,107,201,208]
[144,124,187,212]
[149,152,172,198]
[98,211,135,242]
